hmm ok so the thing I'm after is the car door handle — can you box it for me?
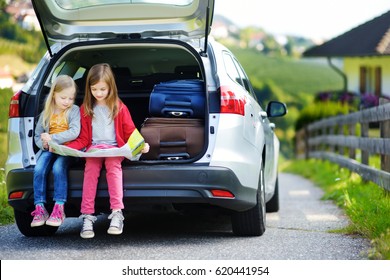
[269,123,275,130]
[259,111,267,120]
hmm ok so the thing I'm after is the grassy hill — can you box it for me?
[233,48,343,97]
[0,53,36,76]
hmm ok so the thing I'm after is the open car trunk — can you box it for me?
[38,40,208,165]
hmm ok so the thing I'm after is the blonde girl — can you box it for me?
[32,75,80,228]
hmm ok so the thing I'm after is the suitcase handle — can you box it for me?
[158,153,190,160]
[169,112,188,117]
[161,108,193,117]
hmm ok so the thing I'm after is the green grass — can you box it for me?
[0,88,14,133]
[0,121,12,225]
[0,169,14,226]
[282,159,390,259]
[1,131,14,225]
[0,53,36,77]
[0,132,6,168]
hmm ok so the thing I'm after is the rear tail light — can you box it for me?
[9,91,21,118]
[9,191,24,199]
[220,85,246,115]
[210,189,235,198]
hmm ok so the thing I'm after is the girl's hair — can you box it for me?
[42,75,77,127]
[83,63,119,119]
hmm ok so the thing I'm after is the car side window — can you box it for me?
[51,61,86,81]
[51,61,66,83]
[73,67,87,80]
[222,52,257,100]
[233,58,256,98]
[223,51,244,87]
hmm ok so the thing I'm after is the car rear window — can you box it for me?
[54,0,193,10]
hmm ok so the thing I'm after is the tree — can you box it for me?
[0,0,6,11]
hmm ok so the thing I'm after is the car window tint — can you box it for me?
[55,0,193,10]
[51,61,66,83]
[74,68,87,80]
[222,52,243,87]
[234,59,251,92]
[234,59,257,99]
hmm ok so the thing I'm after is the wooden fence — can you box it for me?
[295,102,390,191]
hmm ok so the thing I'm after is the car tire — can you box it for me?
[266,176,279,212]
[14,209,58,237]
[231,161,266,236]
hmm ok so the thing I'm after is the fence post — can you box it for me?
[348,123,356,160]
[380,98,390,172]
[295,127,308,159]
[329,125,335,153]
[338,124,344,156]
[361,122,369,166]
[304,126,309,160]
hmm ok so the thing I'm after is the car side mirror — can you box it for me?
[266,101,287,118]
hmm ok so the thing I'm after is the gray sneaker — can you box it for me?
[80,214,97,239]
[107,210,124,235]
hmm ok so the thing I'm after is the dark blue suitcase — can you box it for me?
[149,79,205,118]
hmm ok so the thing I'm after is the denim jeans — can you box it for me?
[33,151,72,204]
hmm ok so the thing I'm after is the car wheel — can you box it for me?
[14,209,58,237]
[231,161,266,236]
[266,176,279,212]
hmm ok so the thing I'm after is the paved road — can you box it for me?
[0,173,370,260]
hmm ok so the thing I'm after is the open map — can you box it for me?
[49,129,145,160]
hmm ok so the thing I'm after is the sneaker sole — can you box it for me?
[107,227,123,235]
[80,231,95,239]
[31,221,46,227]
[46,220,63,227]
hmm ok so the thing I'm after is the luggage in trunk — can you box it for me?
[140,117,204,160]
[149,79,205,118]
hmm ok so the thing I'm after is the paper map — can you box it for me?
[49,129,145,160]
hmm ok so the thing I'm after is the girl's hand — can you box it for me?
[43,142,49,151]
[41,133,52,142]
[141,143,150,154]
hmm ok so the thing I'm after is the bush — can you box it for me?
[0,169,14,225]
[295,101,352,130]
[315,90,359,106]
[0,88,13,132]
[0,12,46,64]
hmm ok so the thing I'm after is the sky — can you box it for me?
[214,0,390,40]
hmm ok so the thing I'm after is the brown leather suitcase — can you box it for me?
[140,117,204,160]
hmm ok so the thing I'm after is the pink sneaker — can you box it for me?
[46,204,66,227]
[31,205,49,227]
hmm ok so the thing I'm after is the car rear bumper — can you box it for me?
[6,164,257,216]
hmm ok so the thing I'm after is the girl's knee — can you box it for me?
[52,159,69,176]
[34,162,50,178]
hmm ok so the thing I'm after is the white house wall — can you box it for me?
[344,56,390,98]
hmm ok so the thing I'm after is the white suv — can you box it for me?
[6,0,286,237]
